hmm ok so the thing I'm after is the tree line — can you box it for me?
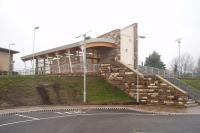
[170,54,200,76]
[144,51,200,76]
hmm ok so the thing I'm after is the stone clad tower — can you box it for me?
[120,23,138,69]
[98,23,138,69]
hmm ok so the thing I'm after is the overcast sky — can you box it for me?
[0,0,199,70]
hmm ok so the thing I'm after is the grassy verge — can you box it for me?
[181,78,200,91]
[0,75,134,108]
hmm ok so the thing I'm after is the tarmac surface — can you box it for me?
[0,106,200,133]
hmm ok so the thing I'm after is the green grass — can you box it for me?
[181,78,200,91]
[86,77,134,104]
[0,75,134,108]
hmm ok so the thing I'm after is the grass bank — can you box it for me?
[0,76,134,109]
[181,78,200,91]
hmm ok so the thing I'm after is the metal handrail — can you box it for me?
[166,77,200,103]
[137,65,200,102]
[137,65,175,78]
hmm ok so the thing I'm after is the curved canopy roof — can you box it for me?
[21,38,116,61]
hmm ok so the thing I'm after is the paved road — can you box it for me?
[0,109,199,133]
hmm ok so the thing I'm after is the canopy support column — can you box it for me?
[56,53,61,73]
[68,49,73,73]
[35,58,39,75]
[43,58,46,74]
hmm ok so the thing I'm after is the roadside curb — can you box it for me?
[127,108,200,116]
[0,107,130,117]
[0,106,199,117]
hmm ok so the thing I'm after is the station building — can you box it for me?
[21,23,190,106]
[21,23,138,75]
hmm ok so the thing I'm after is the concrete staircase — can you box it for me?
[98,61,188,106]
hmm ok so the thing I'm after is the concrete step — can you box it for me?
[185,103,199,107]
[187,99,196,104]
[185,99,199,107]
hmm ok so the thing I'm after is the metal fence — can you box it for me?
[0,71,19,75]
[179,73,200,78]
[137,65,200,78]
[137,65,200,103]
[15,68,35,75]
[16,63,99,75]
[137,65,175,78]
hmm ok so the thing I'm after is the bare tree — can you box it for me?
[180,53,194,76]
[171,53,195,77]
[170,57,179,74]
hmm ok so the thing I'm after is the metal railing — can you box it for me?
[166,77,200,103]
[137,65,200,103]
[16,63,99,75]
[137,65,175,78]
[0,71,18,75]
[138,65,200,78]
[15,68,35,75]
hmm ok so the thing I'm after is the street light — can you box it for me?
[175,38,182,78]
[121,33,146,103]
[76,31,91,103]
[8,43,15,75]
[136,35,146,103]
[32,26,39,75]
[138,36,146,39]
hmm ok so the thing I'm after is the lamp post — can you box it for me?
[32,26,39,75]
[136,36,146,103]
[175,38,182,78]
[8,43,15,75]
[121,33,145,103]
[138,36,146,39]
[76,31,91,103]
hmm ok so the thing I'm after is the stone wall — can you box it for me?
[97,29,120,63]
[98,62,188,106]
[97,24,138,69]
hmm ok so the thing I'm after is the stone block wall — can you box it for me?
[98,62,188,106]
[97,29,121,63]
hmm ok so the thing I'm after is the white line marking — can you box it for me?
[0,114,77,127]
[54,112,64,115]
[74,110,86,114]
[65,111,86,114]
[65,112,73,114]
[16,114,39,120]
[0,119,35,127]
